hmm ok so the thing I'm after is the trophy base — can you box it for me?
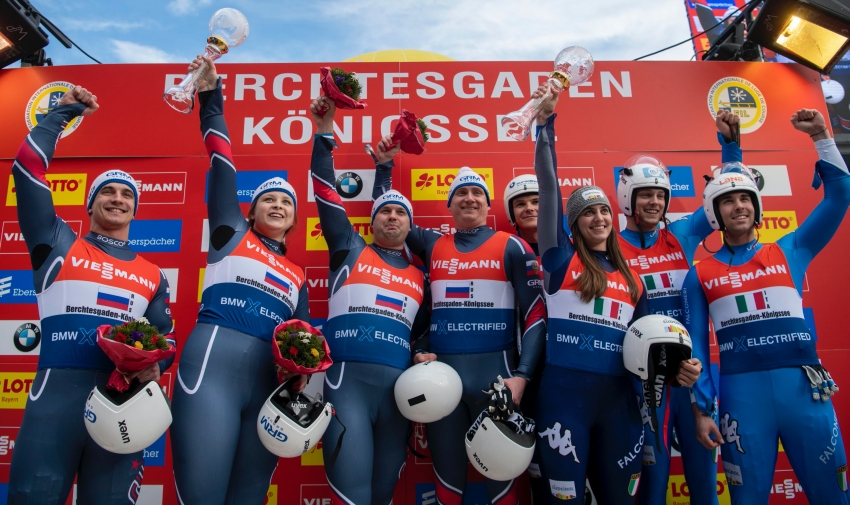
[500,115,530,141]
[163,89,195,114]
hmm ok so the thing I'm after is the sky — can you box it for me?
[17,0,698,67]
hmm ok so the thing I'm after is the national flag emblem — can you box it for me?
[375,290,405,311]
[526,260,539,276]
[97,287,131,311]
[593,297,622,319]
[666,324,687,335]
[735,291,768,314]
[642,273,672,291]
[628,473,641,496]
[445,282,472,299]
[265,270,290,294]
[711,446,719,463]
[839,464,848,492]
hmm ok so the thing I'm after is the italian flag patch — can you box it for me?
[839,464,848,492]
[628,473,641,496]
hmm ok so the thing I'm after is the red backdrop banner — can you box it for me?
[0,60,837,505]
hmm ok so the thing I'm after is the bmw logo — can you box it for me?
[14,322,41,353]
[335,172,363,199]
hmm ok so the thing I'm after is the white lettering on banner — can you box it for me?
[703,265,788,290]
[423,115,450,143]
[417,72,445,98]
[280,115,312,144]
[244,117,274,144]
[384,73,409,99]
[459,115,488,142]
[273,73,302,100]
[602,71,632,97]
[454,71,485,98]
[491,72,523,98]
[235,74,265,100]
[569,81,594,98]
[333,117,352,144]
[355,73,377,99]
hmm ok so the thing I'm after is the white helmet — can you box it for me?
[623,315,693,382]
[822,79,845,105]
[702,162,762,231]
[465,410,536,481]
[503,174,539,226]
[616,154,671,217]
[84,380,172,454]
[257,380,333,458]
[394,361,462,423]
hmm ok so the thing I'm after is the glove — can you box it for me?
[803,365,839,402]
[482,375,515,421]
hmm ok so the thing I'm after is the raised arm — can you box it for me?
[146,270,177,374]
[12,86,97,269]
[193,57,248,250]
[370,135,441,259]
[505,236,547,383]
[778,109,850,267]
[309,96,364,261]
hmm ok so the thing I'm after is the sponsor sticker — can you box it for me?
[307,169,375,202]
[549,479,577,500]
[0,372,36,409]
[205,170,288,204]
[0,321,41,355]
[754,211,797,244]
[0,270,36,304]
[7,173,88,206]
[410,168,494,201]
[128,172,187,204]
[306,217,372,251]
[723,460,743,485]
[143,433,166,466]
[128,220,182,252]
[612,166,695,198]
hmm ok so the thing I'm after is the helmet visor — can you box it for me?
[713,162,758,185]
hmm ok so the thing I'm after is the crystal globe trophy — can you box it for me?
[501,46,594,141]
[163,8,249,114]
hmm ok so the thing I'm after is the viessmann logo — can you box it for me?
[305,217,373,251]
[410,168,494,201]
[6,174,88,206]
[128,172,187,204]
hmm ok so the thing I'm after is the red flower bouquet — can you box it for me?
[271,319,332,383]
[97,318,175,392]
[318,67,367,115]
[389,109,428,155]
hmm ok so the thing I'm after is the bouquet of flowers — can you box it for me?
[318,66,367,114]
[389,109,428,155]
[97,317,175,392]
[271,319,332,382]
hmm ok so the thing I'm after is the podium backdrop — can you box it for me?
[0,60,840,505]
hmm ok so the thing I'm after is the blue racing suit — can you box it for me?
[7,103,175,505]
[374,154,547,505]
[533,124,650,504]
[312,133,430,505]
[622,133,740,505]
[682,137,850,505]
[171,80,310,505]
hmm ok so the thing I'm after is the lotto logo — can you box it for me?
[305,217,372,251]
[0,372,36,409]
[7,174,87,206]
[410,168,494,200]
[754,211,797,244]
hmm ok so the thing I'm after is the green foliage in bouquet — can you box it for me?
[416,118,430,143]
[275,326,326,369]
[106,318,170,351]
[331,68,363,101]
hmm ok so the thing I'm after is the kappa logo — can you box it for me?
[720,412,745,454]
[25,82,83,137]
[538,422,580,463]
[707,77,767,134]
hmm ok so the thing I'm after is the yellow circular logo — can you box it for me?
[707,77,766,134]
[25,82,83,138]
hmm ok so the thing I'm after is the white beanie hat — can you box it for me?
[252,177,297,210]
[447,167,490,208]
[87,170,139,216]
[372,190,413,223]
